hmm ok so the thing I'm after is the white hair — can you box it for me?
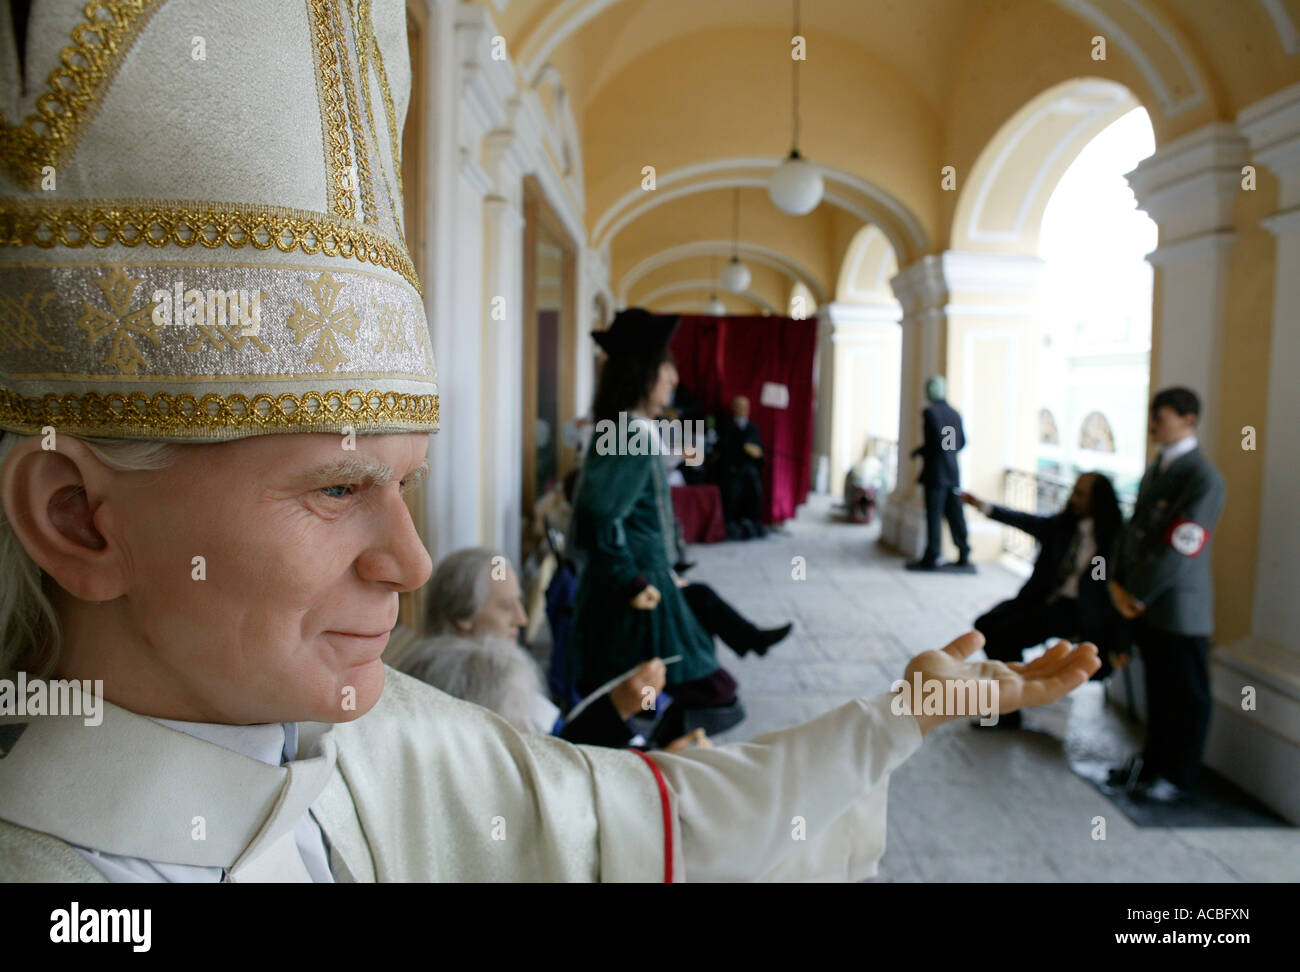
[0,433,177,676]
[425,546,508,635]
[399,633,549,733]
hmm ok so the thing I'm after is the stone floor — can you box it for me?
[688,493,1297,882]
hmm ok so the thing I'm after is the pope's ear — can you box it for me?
[0,437,127,602]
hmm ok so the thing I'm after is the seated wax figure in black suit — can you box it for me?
[962,471,1130,728]
[906,375,971,571]
[717,395,767,539]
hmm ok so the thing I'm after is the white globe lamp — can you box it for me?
[769,149,823,215]
[720,257,751,293]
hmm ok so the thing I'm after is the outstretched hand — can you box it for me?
[898,631,1100,736]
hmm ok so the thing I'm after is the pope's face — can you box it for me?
[85,432,432,724]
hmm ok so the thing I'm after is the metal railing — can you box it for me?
[999,468,1135,561]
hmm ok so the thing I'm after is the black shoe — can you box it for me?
[673,561,697,574]
[750,622,793,658]
[971,710,1021,730]
[1106,755,1154,792]
[905,559,939,572]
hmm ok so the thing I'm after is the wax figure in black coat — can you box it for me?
[717,394,767,539]
[906,375,971,571]
[963,471,1130,728]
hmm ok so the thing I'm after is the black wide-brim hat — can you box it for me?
[592,308,680,358]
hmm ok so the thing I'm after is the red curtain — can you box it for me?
[670,315,817,524]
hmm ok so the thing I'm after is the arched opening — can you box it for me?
[938,79,1152,562]
[816,224,903,502]
[1037,107,1156,499]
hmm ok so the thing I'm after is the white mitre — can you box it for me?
[0,0,437,440]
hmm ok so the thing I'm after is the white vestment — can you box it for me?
[0,668,921,882]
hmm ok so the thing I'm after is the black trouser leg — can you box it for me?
[974,598,1078,663]
[740,468,763,523]
[682,582,761,655]
[1138,625,1210,788]
[922,485,945,564]
[944,487,970,559]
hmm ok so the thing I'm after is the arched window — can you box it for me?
[1039,408,1060,445]
[1080,411,1116,453]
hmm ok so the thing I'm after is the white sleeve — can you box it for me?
[647,692,923,882]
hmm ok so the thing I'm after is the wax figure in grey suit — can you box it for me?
[906,376,972,572]
[1107,387,1226,803]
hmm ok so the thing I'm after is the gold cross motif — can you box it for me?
[76,267,161,375]
[287,272,361,372]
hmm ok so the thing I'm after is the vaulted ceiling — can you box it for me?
[476,0,1300,312]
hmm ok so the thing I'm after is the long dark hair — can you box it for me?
[1086,471,1123,554]
[591,347,673,424]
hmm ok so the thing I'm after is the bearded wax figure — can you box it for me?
[0,0,1099,883]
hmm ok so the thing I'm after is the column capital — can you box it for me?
[1126,122,1248,243]
[940,250,1046,296]
[455,2,517,134]
[1240,81,1300,209]
[823,300,901,330]
[483,121,529,194]
[889,254,946,318]
[458,146,494,197]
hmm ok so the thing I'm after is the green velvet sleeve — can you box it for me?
[574,448,655,596]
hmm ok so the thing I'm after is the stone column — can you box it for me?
[1126,122,1248,463]
[882,256,947,559]
[482,126,527,564]
[942,251,1046,561]
[820,301,902,497]
[1205,83,1300,823]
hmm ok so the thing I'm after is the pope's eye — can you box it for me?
[320,484,355,499]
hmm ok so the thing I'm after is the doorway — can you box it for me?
[521,176,577,558]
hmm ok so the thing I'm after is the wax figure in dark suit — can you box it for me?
[906,375,972,571]
[717,395,767,539]
[961,472,1129,728]
[1107,387,1226,803]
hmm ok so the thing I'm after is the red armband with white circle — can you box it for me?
[1165,518,1209,557]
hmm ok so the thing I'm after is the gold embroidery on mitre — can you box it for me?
[0,200,422,294]
[372,298,409,354]
[0,292,66,354]
[358,0,404,189]
[185,322,273,355]
[76,267,162,375]
[308,0,357,219]
[0,0,164,186]
[288,272,361,373]
[333,0,378,226]
[0,387,439,438]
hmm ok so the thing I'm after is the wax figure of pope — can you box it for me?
[0,0,1098,882]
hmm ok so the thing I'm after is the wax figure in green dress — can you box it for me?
[569,311,744,735]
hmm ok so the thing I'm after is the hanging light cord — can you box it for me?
[732,187,740,260]
[791,0,801,153]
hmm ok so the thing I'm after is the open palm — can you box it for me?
[902,631,1100,735]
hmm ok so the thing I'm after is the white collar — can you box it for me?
[151,717,294,766]
[1160,435,1198,468]
[0,694,337,871]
